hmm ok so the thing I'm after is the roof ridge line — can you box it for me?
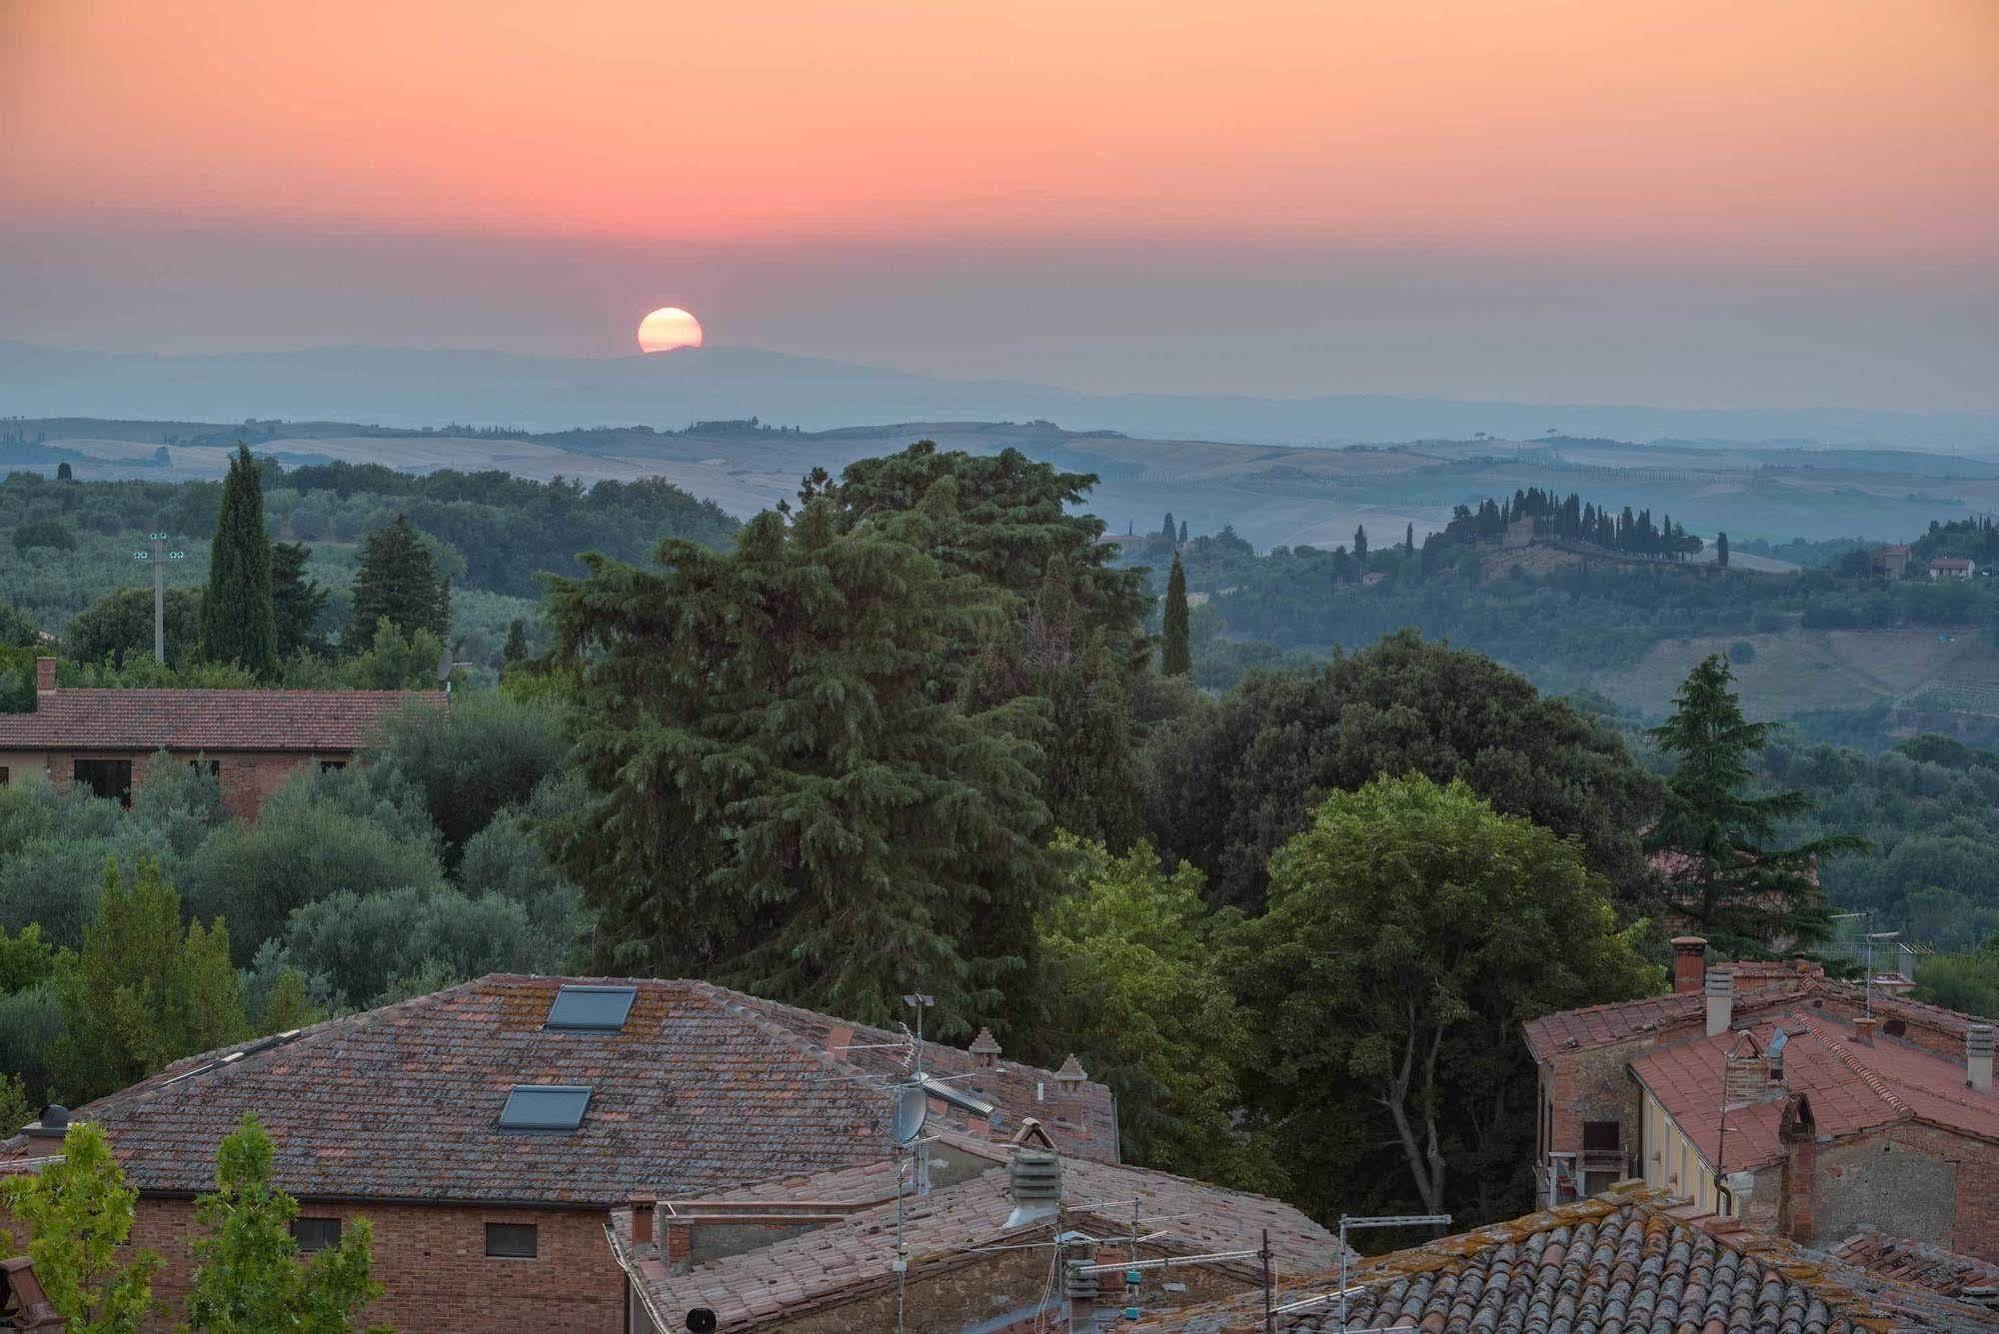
[1796,1012,1914,1119]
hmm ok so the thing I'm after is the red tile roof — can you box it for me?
[1630,1009,1999,1171]
[1145,1187,1999,1332]
[1829,1231,1999,1306]
[0,688,443,752]
[0,975,1116,1207]
[611,1132,1339,1333]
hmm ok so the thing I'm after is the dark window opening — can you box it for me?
[188,759,221,777]
[1582,1120,1621,1152]
[1882,1019,1906,1038]
[73,758,133,807]
[293,1217,341,1252]
[319,759,347,773]
[485,1223,538,1259]
[0,766,9,786]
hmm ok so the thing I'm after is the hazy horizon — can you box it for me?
[4,1,1996,415]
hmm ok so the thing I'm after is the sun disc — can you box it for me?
[637,307,703,353]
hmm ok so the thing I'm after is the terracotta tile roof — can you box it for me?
[1520,982,1811,1064]
[0,687,443,752]
[1145,1188,1999,1332]
[1829,1232,1999,1307]
[611,1134,1340,1333]
[0,975,1114,1207]
[1629,1009,1999,1171]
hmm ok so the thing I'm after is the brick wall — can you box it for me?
[127,1197,626,1333]
[0,748,352,821]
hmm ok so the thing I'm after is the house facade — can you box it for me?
[0,975,1120,1333]
[0,657,440,819]
[1525,937,1999,1262]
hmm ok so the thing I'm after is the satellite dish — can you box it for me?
[891,1080,928,1145]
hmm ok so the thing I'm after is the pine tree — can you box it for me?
[549,488,1067,1040]
[199,445,279,676]
[1161,554,1191,678]
[344,515,444,653]
[1646,655,1862,953]
[270,541,328,658]
[1716,532,1730,568]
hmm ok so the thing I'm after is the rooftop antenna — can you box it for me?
[893,992,934,1334]
[131,531,186,664]
[1337,1214,1450,1328]
[1864,929,1899,1017]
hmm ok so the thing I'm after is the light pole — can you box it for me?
[132,531,186,664]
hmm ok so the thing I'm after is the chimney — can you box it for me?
[1851,1016,1877,1047]
[1724,1034,1768,1104]
[1778,1092,1816,1244]
[824,1024,853,1063]
[1968,1023,1995,1094]
[1704,967,1734,1038]
[33,657,55,697]
[630,1196,655,1254]
[1053,1054,1088,1105]
[1672,936,1708,994]
[1003,1146,1063,1229]
[969,1028,1001,1069]
[663,1218,693,1275]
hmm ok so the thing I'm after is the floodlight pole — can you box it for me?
[132,531,184,664]
[1338,1214,1451,1329]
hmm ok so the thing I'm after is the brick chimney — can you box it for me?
[34,657,56,697]
[1672,936,1708,994]
[1851,1016,1877,1047]
[1778,1092,1816,1244]
[630,1196,655,1255]
[969,1028,1001,1069]
[824,1024,853,1063]
[663,1218,693,1275]
[1724,1032,1771,1104]
[1704,967,1734,1038]
[1968,1022,1995,1094]
[1053,1054,1088,1112]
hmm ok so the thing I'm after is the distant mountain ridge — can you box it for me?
[3,340,1994,450]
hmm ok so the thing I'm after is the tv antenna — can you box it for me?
[132,531,186,664]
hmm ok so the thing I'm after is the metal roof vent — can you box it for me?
[545,984,637,1032]
[1003,1147,1062,1230]
[21,1105,67,1140]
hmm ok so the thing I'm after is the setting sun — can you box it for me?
[637,307,703,354]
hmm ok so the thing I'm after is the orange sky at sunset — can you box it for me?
[6,0,1995,260]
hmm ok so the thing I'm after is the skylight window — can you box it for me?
[544,985,637,1032]
[499,1085,593,1132]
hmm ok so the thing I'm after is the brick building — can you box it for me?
[1143,1183,1999,1331]
[0,657,439,819]
[1525,937,1999,1261]
[610,1121,1340,1332]
[0,975,1119,1332]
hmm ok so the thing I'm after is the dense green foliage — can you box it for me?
[344,515,447,652]
[1142,630,1661,914]
[184,1115,384,1333]
[1231,775,1657,1222]
[199,446,279,676]
[0,1122,162,1333]
[551,491,1061,1039]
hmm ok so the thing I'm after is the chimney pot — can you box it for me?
[969,1027,1001,1069]
[1672,936,1709,995]
[1851,1016,1877,1046]
[1968,1023,1994,1094]
[630,1197,655,1248]
[33,657,55,696]
[1704,967,1734,1038]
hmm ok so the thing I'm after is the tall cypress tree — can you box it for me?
[199,445,278,676]
[1716,532,1730,568]
[1353,524,1368,567]
[1161,554,1191,678]
[345,515,445,652]
[1647,654,1861,953]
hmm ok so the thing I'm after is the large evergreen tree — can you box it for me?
[548,486,1064,1039]
[1646,654,1859,953]
[270,541,328,658]
[199,445,278,676]
[344,515,445,653]
[1161,554,1191,678]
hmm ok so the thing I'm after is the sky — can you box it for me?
[3,0,1996,410]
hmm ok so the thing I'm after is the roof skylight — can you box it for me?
[545,985,637,1032]
[498,1085,593,1132]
